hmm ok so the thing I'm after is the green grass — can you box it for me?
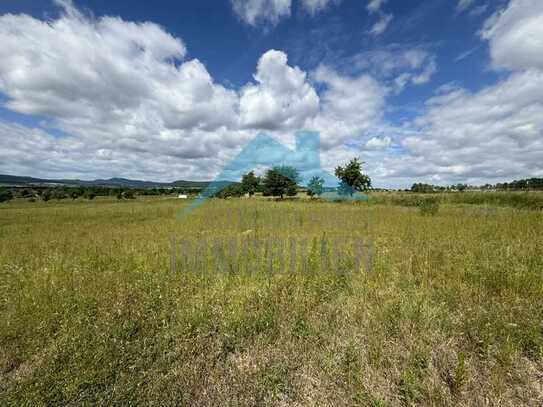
[372,190,543,210]
[0,195,542,405]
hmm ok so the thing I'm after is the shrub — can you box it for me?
[123,190,136,199]
[41,190,52,202]
[0,188,13,203]
[418,197,440,216]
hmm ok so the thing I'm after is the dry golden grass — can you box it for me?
[0,196,542,405]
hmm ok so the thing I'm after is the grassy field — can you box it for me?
[1,195,542,405]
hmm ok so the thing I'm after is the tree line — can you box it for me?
[0,185,203,203]
[411,177,543,193]
[214,158,371,199]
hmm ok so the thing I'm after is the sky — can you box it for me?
[0,0,542,188]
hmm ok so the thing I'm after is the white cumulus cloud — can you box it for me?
[230,0,291,26]
[239,50,319,130]
[482,0,543,71]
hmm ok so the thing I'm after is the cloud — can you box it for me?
[310,65,386,149]
[376,0,543,186]
[367,0,387,14]
[300,0,339,15]
[230,0,291,26]
[239,50,319,130]
[481,0,543,71]
[370,14,393,35]
[0,2,243,180]
[0,4,241,136]
[0,2,388,181]
[365,136,391,150]
[393,70,543,182]
[469,4,489,17]
[455,46,479,62]
[351,47,437,91]
[457,0,475,12]
[4,0,540,188]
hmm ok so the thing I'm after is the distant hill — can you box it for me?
[0,174,212,189]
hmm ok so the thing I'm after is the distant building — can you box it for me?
[178,194,188,199]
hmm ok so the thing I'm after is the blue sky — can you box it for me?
[0,0,541,187]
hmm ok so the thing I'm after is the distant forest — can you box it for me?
[411,178,543,193]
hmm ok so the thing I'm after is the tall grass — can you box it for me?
[0,197,542,405]
[372,190,543,210]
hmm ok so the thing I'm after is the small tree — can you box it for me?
[52,189,67,200]
[216,183,244,199]
[123,190,135,199]
[42,189,51,202]
[0,188,13,203]
[241,171,260,196]
[307,176,324,197]
[335,158,371,196]
[263,166,299,199]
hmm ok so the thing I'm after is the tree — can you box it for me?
[52,189,67,200]
[42,189,52,202]
[216,183,244,199]
[455,183,468,192]
[307,176,324,197]
[0,188,13,203]
[123,190,135,199]
[334,158,371,195]
[241,171,260,196]
[263,166,299,199]
[411,183,435,193]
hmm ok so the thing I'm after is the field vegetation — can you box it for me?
[0,194,542,405]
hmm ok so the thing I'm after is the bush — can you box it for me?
[123,190,136,199]
[42,190,52,202]
[418,197,440,216]
[0,188,13,203]
[216,183,244,199]
[52,189,68,200]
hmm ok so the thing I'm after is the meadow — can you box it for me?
[0,195,542,405]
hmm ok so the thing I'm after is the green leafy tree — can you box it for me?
[334,158,371,195]
[52,189,67,200]
[263,166,299,199]
[307,176,324,197]
[0,188,13,203]
[216,183,244,199]
[456,183,468,192]
[123,190,135,199]
[42,190,51,202]
[241,171,260,196]
[71,190,82,200]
